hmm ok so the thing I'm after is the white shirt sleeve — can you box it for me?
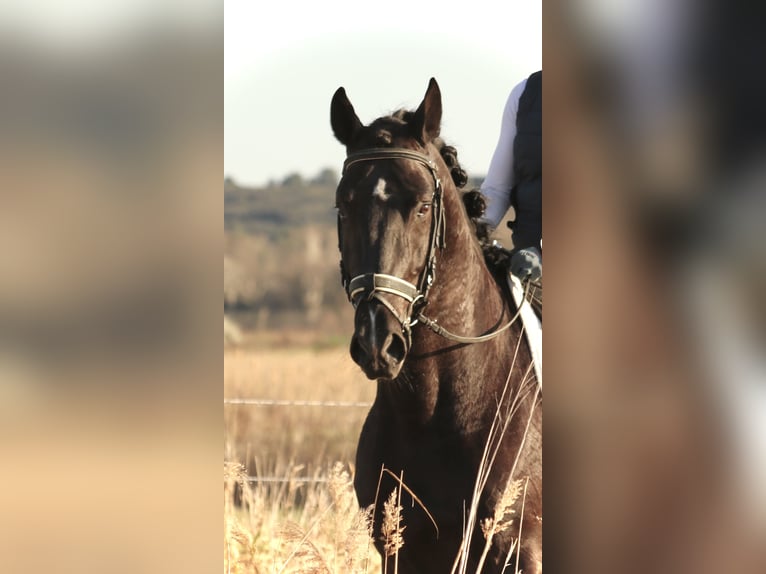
[481,78,527,229]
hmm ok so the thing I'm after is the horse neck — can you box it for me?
[382,181,518,427]
[425,182,506,328]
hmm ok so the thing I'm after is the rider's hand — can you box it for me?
[510,247,542,282]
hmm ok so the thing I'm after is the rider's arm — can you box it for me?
[480,78,527,229]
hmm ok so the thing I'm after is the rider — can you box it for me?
[480,70,542,285]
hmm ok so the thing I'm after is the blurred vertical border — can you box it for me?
[0,2,221,573]
[544,0,765,572]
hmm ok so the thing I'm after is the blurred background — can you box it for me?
[0,1,221,573]
[544,0,765,572]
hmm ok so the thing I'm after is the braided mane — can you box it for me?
[386,109,511,270]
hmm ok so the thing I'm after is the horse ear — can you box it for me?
[331,87,363,146]
[412,78,442,144]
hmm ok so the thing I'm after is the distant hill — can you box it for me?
[224,170,485,239]
[224,170,339,239]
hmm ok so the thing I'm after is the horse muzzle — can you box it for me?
[350,300,409,380]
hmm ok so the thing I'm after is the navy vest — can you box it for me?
[508,71,542,250]
[513,71,542,188]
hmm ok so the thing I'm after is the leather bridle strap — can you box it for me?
[340,148,445,327]
[343,148,440,174]
[347,274,422,305]
[416,306,522,344]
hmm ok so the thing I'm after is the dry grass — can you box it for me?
[224,460,380,574]
[224,344,380,573]
[224,341,539,574]
[224,346,375,472]
[381,487,405,574]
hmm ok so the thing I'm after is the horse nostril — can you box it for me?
[350,336,364,365]
[384,333,407,365]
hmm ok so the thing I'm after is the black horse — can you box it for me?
[331,78,542,573]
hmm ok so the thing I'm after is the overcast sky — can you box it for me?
[225,1,541,187]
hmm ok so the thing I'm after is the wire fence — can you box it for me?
[224,398,372,408]
[224,396,371,483]
[245,476,331,484]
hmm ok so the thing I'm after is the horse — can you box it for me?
[330,78,542,574]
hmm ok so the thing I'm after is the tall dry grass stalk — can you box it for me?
[381,487,405,574]
[476,477,524,573]
[451,329,541,574]
[328,462,375,574]
[509,478,530,574]
[279,520,332,574]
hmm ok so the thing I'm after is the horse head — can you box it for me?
[331,79,446,380]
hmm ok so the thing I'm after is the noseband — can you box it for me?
[338,148,446,349]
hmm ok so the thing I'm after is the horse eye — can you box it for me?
[417,203,431,217]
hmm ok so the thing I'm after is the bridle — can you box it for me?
[337,147,521,350]
[339,148,445,349]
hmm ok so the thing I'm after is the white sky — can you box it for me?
[225,0,541,187]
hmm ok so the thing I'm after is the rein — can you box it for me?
[338,147,519,347]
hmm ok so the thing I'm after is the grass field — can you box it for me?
[223,332,532,574]
[224,337,382,573]
[224,342,375,472]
